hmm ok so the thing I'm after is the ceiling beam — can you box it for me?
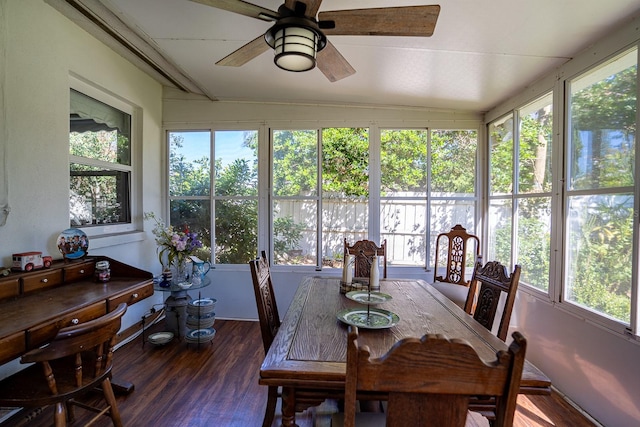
[45,0,216,101]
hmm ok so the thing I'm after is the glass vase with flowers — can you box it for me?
[145,212,203,285]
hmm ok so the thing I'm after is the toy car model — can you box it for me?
[11,252,53,272]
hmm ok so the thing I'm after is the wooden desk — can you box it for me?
[260,276,551,427]
[0,257,153,367]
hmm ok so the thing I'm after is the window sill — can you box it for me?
[89,231,145,250]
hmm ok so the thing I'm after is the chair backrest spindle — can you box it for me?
[433,224,480,286]
[464,260,521,341]
[344,239,387,279]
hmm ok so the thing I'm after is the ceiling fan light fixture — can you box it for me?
[265,17,327,72]
[274,26,316,71]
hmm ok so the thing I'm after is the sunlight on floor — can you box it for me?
[516,395,556,426]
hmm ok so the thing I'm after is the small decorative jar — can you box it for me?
[95,260,111,283]
[159,268,172,288]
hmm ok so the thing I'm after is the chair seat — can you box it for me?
[0,357,111,406]
[430,280,469,308]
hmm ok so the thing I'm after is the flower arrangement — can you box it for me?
[144,212,203,271]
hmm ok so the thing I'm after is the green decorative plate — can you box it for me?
[336,308,400,330]
[345,290,392,305]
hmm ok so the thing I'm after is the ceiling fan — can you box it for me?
[188,0,440,82]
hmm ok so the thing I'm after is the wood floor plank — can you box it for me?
[1,319,596,427]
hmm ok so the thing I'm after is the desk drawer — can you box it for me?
[21,269,64,293]
[26,301,106,349]
[0,277,19,300]
[64,261,95,282]
[107,282,153,311]
[0,331,25,365]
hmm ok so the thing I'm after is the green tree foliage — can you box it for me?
[322,128,369,197]
[272,130,317,196]
[519,109,552,193]
[69,129,130,225]
[169,134,211,261]
[431,130,476,194]
[489,119,514,195]
[571,67,636,190]
[491,105,552,291]
[169,135,210,196]
[567,62,636,322]
[380,129,427,194]
[214,158,258,264]
[568,197,633,322]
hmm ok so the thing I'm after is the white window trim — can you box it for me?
[69,74,141,240]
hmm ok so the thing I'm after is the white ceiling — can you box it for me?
[91,0,640,112]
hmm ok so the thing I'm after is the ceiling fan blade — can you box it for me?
[216,35,270,66]
[284,0,323,18]
[188,0,280,21]
[316,41,355,82]
[319,5,440,37]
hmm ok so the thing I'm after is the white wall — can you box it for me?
[513,292,640,426]
[0,0,164,336]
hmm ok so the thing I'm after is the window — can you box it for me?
[168,130,260,264]
[428,130,478,269]
[272,129,318,266]
[213,130,259,264]
[380,129,428,266]
[168,131,212,262]
[168,125,479,268]
[69,88,132,231]
[488,94,553,292]
[565,48,637,324]
[488,114,514,266]
[379,129,478,267]
[486,45,640,335]
[322,128,370,267]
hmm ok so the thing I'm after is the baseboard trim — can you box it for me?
[552,386,603,427]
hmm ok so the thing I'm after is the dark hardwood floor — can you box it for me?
[2,319,596,427]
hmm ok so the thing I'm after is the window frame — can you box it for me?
[164,122,481,273]
[559,47,638,334]
[69,76,139,237]
[484,43,640,339]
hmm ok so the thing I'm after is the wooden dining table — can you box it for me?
[260,276,551,427]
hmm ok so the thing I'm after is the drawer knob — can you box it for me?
[79,269,85,274]
[132,293,139,299]
[71,318,79,325]
[41,278,48,283]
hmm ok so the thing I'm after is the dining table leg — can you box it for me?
[280,386,298,427]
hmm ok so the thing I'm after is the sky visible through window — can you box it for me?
[177,131,254,168]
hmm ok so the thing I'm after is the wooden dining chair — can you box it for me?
[344,239,387,279]
[249,251,281,427]
[430,224,480,308]
[464,260,522,342]
[249,252,323,426]
[0,303,127,427]
[333,326,527,427]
